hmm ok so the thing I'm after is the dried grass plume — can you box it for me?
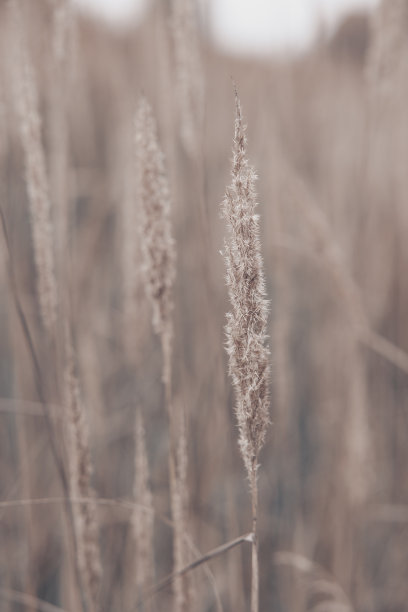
[135,96,176,387]
[10,0,58,334]
[222,91,270,484]
[221,87,270,612]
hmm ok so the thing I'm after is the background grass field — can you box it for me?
[1,1,408,611]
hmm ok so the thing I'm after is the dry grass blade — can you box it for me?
[138,532,254,608]
[360,328,408,374]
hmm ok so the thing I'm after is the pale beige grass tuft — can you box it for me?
[10,0,58,334]
[222,90,270,612]
[135,96,176,389]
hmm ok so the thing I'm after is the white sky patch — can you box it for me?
[72,0,147,24]
[210,0,316,54]
[210,0,381,54]
[72,0,381,52]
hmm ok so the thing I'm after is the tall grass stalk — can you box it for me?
[10,0,57,335]
[64,327,102,612]
[222,90,270,612]
[135,96,190,612]
[50,0,72,292]
[171,0,204,157]
[133,410,154,610]
[135,96,176,391]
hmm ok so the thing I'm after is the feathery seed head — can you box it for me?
[11,0,58,333]
[222,91,271,483]
[135,96,176,384]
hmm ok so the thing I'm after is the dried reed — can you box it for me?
[222,90,270,612]
[170,403,193,612]
[64,328,102,612]
[10,0,58,335]
[135,96,191,612]
[135,96,176,390]
[133,410,154,610]
[50,0,73,289]
[121,111,150,362]
[171,0,204,157]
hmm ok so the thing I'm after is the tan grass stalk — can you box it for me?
[144,532,253,604]
[342,335,371,507]
[64,328,102,612]
[135,96,176,390]
[222,90,270,612]
[10,0,57,334]
[135,97,190,612]
[121,119,148,361]
[50,0,73,288]
[170,404,194,612]
[133,411,154,610]
[171,0,204,157]
[122,144,138,332]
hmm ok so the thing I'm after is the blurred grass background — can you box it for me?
[1,1,408,611]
